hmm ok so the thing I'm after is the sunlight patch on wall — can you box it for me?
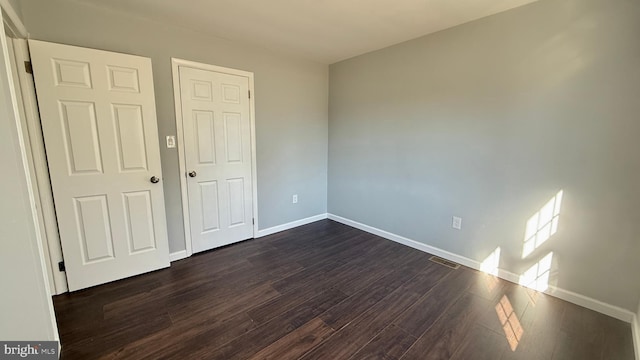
[522,190,563,258]
[480,247,501,276]
[519,252,554,292]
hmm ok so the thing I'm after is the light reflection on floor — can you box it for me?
[478,190,564,352]
[495,295,524,351]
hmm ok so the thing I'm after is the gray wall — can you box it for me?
[21,0,329,253]
[329,0,640,311]
[0,22,57,340]
[6,0,21,18]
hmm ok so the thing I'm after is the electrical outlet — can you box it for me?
[292,194,298,204]
[452,216,462,230]
[166,135,176,148]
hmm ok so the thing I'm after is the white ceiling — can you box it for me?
[72,0,539,64]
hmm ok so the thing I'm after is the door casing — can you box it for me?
[8,38,68,294]
[3,7,68,294]
[171,58,258,260]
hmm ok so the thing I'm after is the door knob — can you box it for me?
[150,176,160,183]
[188,171,197,178]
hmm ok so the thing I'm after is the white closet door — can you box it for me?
[29,40,169,291]
[178,66,253,253]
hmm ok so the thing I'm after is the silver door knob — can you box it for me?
[188,171,197,178]
[150,176,160,183]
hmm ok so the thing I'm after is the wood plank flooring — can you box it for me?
[53,220,635,360]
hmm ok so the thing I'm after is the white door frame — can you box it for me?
[8,38,68,294]
[1,2,69,294]
[1,5,59,341]
[0,0,27,38]
[171,58,258,259]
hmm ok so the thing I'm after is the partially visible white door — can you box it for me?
[29,40,169,291]
[178,66,253,253]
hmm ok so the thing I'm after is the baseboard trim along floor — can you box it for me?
[327,213,635,323]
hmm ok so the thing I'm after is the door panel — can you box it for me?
[178,66,253,253]
[122,190,156,253]
[60,101,103,174]
[53,59,92,88]
[227,178,247,226]
[74,195,114,263]
[107,66,140,92]
[194,110,216,164]
[112,104,148,171]
[224,112,243,162]
[29,40,169,291]
[200,181,220,232]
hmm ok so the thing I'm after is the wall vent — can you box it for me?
[429,256,460,269]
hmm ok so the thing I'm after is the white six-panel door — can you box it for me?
[178,66,253,253]
[29,40,169,291]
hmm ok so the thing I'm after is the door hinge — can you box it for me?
[248,90,251,99]
[58,261,66,272]
[252,218,255,225]
[24,61,33,74]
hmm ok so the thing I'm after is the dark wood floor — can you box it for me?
[53,220,635,360]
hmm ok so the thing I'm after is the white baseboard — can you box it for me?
[168,213,328,262]
[633,314,640,360]
[548,286,634,322]
[328,214,479,269]
[169,250,188,262]
[256,213,328,238]
[327,213,635,323]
